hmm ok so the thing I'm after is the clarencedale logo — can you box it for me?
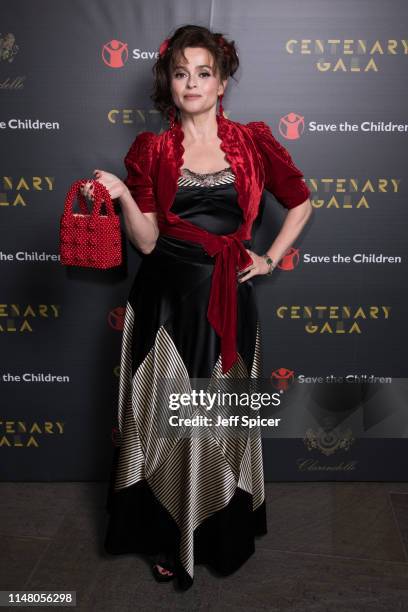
[303,426,355,456]
[270,368,295,391]
[102,39,129,68]
[108,306,126,331]
[0,33,19,62]
[278,113,305,140]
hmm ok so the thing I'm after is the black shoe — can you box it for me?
[152,563,175,582]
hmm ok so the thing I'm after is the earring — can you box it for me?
[217,94,224,118]
[168,106,177,129]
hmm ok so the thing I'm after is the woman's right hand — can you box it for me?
[79,170,127,201]
[80,179,96,201]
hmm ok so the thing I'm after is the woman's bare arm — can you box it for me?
[81,173,159,255]
[119,186,159,254]
[264,198,313,265]
[238,198,313,282]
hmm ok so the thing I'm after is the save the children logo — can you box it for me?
[102,40,129,68]
[270,368,295,391]
[279,247,300,271]
[102,40,162,67]
[108,306,126,331]
[278,113,305,140]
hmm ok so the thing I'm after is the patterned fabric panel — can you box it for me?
[177,166,235,187]
[114,300,265,583]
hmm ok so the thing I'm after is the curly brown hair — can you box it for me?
[150,24,240,123]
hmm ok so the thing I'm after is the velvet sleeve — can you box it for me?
[123,131,158,213]
[246,121,311,209]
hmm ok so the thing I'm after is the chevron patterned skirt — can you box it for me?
[104,183,267,590]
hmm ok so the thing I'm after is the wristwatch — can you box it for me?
[261,254,276,275]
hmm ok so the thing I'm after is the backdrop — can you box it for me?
[1,0,407,481]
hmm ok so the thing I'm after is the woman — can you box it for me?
[82,24,312,590]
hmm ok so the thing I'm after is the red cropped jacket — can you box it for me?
[123,114,311,373]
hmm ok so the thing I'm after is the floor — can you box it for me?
[2,482,408,611]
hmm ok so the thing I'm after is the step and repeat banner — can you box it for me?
[1,0,407,481]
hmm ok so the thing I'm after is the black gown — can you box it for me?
[104,166,268,590]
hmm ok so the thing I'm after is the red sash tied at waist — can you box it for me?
[158,218,253,374]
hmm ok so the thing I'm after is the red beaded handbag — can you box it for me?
[59,179,122,269]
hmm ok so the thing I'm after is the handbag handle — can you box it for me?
[63,179,116,219]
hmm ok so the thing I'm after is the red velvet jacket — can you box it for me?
[123,114,311,373]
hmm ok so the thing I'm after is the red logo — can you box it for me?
[279,247,300,271]
[278,113,305,140]
[108,306,126,330]
[101,40,129,68]
[270,368,295,391]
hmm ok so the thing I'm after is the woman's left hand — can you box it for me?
[237,249,271,283]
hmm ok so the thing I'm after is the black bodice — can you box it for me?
[170,166,243,235]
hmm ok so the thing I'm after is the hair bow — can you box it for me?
[217,35,230,55]
[159,38,170,58]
